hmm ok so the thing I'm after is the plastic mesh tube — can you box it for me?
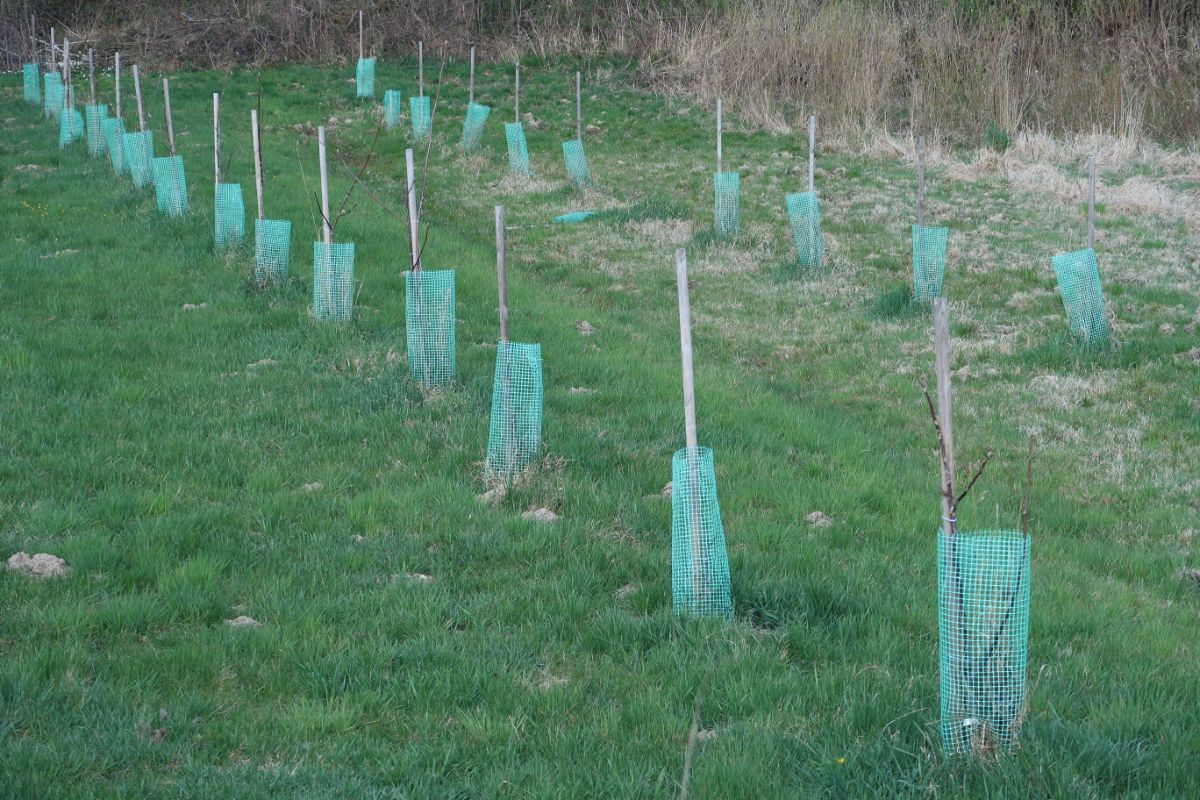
[562,138,591,189]
[58,107,83,148]
[123,130,155,188]
[939,530,1030,757]
[785,190,825,270]
[410,96,431,140]
[152,155,189,216]
[912,224,949,303]
[485,341,543,478]
[1052,247,1110,344]
[383,90,402,129]
[671,446,734,619]
[461,102,491,151]
[254,219,292,284]
[505,122,531,177]
[355,58,376,98]
[405,270,456,387]
[714,172,740,239]
[312,241,355,322]
[214,183,246,248]
[85,104,108,156]
[23,64,40,104]
[43,73,62,119]
[103,118,127,174]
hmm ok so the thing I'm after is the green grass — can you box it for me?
[2,57,1199,798]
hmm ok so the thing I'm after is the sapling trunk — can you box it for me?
[318,125,334,315]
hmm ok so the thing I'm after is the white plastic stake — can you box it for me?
[918,135,926,227]
[212,93,221,185]
[162,77,175,155]
[1087,154,1096,250]
[716,97,723,175]
[575,71,582,142]
[132,64,146,131]
[469,47,476,104]
[318,126,331,245]
[496,205,509,341]
[808,114,816,193]
[406,148,420,271]
[251,109,265,219]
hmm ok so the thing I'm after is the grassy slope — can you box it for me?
[0,58,1198,798]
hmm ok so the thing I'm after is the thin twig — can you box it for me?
[678,683,704,800]
[953,448,993,508]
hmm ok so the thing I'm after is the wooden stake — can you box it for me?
[418,41,424,97]
[49,27,55,72]
[88,49,95,106]
[61,38,69,86]
[808,114,815,193]
[933,297,956,537]
[30,15,36,63]
[132,64,146,131]
[212,93,221,186]
[251,109,265,219]
[918,135,926,227]
[318,126,331,245]
[405,148,420,271]
[469,47,475,104]
[162,77,175,155]
[575,70,582,142]
[358,10,363,60]
[1087,154,1096,250]
[496,205,509,341]
[114,52,121,120]
[716,97,723,174]
[514,63,520,122]
[676,248,698,450]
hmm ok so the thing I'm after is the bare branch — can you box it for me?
[953,448,992,509]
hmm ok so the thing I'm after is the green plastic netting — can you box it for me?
[714,171,740,239]
[356,58,376,98]
[505,122,531,177]
[485,341,543,478]
[43,74,62,119]
[214,183,246,248]
[410,96,431,140]
[152,156,189,216]
[24,64,40,104]
[123,130,154,188]
[554,211,595,224]
[562,138,592,189]
[58,107,83,148]
[85,104,108,157]
[254,219,292,284]
[1052,248,1110,344]
[461,102,491,151]
[672,446,734,619]
[383,90,402,129]
[913,224,949,303]
[313,241,355,322]
[785,191,825,270]
[405,270,456,386]
[939,529,1030,757]
[103,118,127,174]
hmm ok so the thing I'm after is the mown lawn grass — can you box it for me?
[1,56,1198,798]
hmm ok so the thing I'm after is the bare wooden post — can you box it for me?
[162,78,176,154]
[88,49,95,105]
[318,126,332,245]
[358,10,363,60]
[575,70,582,141]
[933,297,956,537]
[405,148,420,271]
[212,93,221,186]
[918,135,926,227]
[514,63,520,122]
[61,38,69,89]
[49,27,55,72]
[469,47,476,104]
[418,41,424,97]
[114,52,121,120]
[676,247,704,608]
[496,205,509,341]
[30,15,37,63]
[715,97,723,174]
[1087,154,1096,250]
[251,109,265,219]
[808,114,816,193]
[132,64,146,131]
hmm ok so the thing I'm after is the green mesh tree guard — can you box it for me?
[939,530,1030,757]
[1052,248,1110,344]
[214,183,246,248]
[123,130,154,188]
[562,138,592,189]
[410,96,431,140]
[785,191,825,270]
[152,156,189,216]
[505,122,531,177]
[23,64,40,104]
[58,107,83,148]
[461,102,491,151]
[383,90,402,129]
[714,171,740,239]
[43,74,62,119]
[554,211,595,224]
[103,118,127,174]
[404,270,456,386]
[356,57,376,98]
[85,104,108,157]
[913,224,949,303]
[672,446,734,619]
[254,219,292,284]
[485,341,543,478]
[313,241,355,322]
